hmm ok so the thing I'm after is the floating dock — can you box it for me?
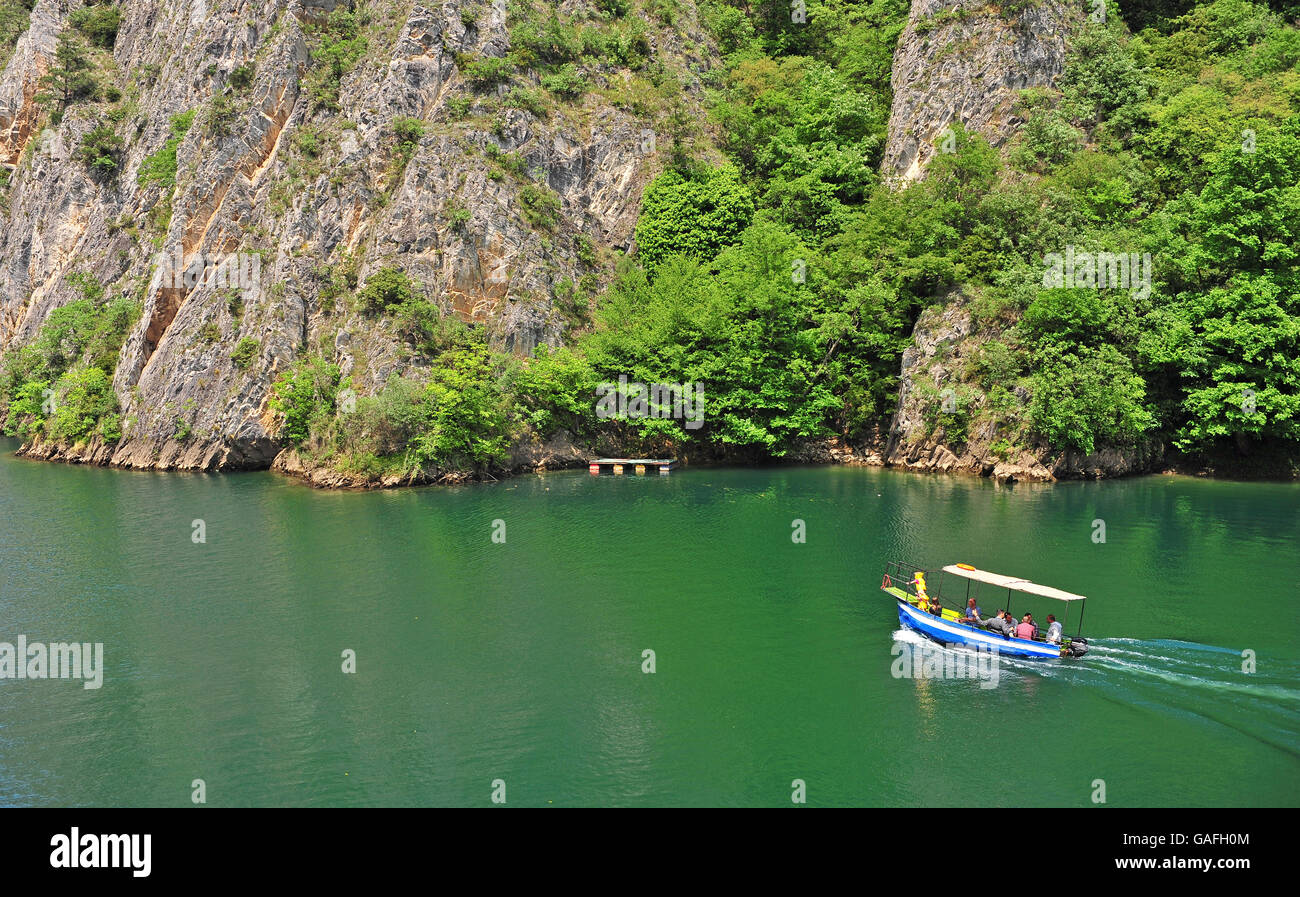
[588,458,676,476]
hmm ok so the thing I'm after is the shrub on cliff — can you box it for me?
[0,279,139,442]
[338,377,428,458]
[47,366,121,445]
[455,52,513,87]
[229,63,255,91]
[506,345,598,440]
[332,346,509,474]
[138,111,197,190]
[1028,346,1156,454]
[230,338,259,370]
[391,116,425,158]
[712,58,888,240]
[2,377,51,439]
[585,219,837,455]
[408,347,509,471]
[519,183,561,231]
[1058,24,1152,143]
[270,355,344,446]
[69,2,121,50]
[541,64,586,100]
[76,123,123,179]
[305,7,368,110]
[1011,109,1083,172]
[357,267,416,312]
[509,10,583,67]
[22,287,138,381]
[0,1,33,61]
[1151,118,1300,452]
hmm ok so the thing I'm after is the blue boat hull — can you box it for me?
[896,601,1064,659]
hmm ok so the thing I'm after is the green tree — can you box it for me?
[587,220,838,455]
[47,366,120,444]
[1160,119,1300,451]
[1028,345,1156,454]
[409,346,509,470]
[507,345,598,439]
[36,32,96,117]
[4,377,52,438]
[307,8,368,110]
[270,355,343,445]
[1058,25,1151,142]
[357,267,416,312]
[633,166,754,274]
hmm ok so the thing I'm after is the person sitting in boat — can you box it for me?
[1015,614,1037,640]
[926,595,945,617]
[985,610,1013,637]
[1045,614,1063,645]
[961,598,982,624]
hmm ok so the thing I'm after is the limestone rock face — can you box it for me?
[883,291,1164,481]
[0,1,1152,485]
[882,0,1084,183]
[870,1,1152,482]
[0,0,62,172]
[0,0,708,470]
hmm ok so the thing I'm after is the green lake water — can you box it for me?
[1,438,1297,807]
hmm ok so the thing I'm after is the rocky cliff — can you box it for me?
[880,291,1165,480]
[0,0,1171,485]
[873,0,1159,481]
[882,0,1083,183]
[1,0,707,471]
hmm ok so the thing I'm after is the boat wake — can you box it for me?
[1084,639,1300,703]
[892,630,1300,756]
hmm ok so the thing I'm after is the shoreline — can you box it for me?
[9,434,1297,489]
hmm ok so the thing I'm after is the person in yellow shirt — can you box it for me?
[910,572,946,616]
[912,572,929,607]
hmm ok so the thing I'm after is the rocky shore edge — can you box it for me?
[16,429,1291,489]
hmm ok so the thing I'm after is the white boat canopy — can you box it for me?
[942,565,1087,602]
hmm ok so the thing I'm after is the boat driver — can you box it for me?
[1046,614,1063,645]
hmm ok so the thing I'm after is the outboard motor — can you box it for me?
[1064,638,1089,658]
